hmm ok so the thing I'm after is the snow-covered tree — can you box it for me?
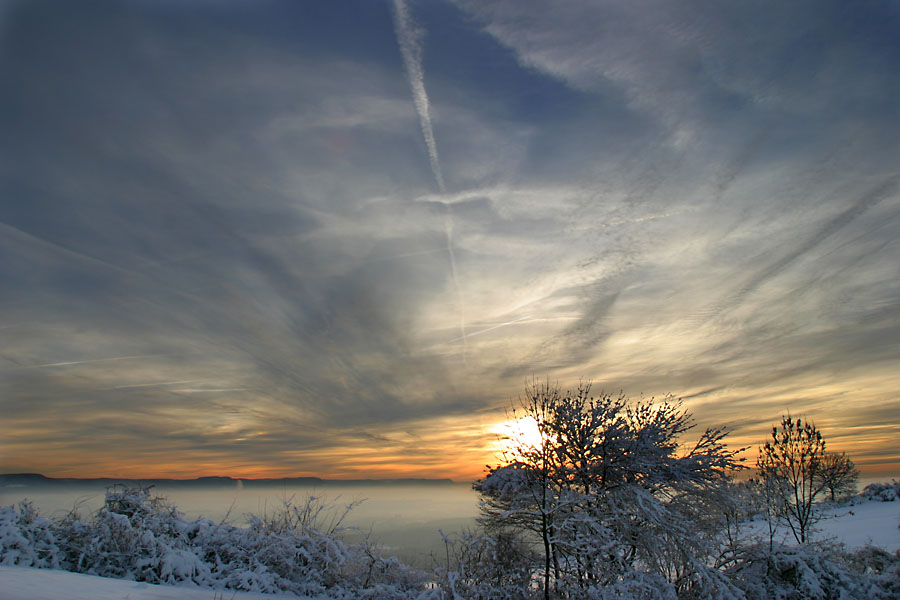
[476,380,745,599]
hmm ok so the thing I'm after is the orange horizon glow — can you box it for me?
[6,423,898,484]
[6,458,898,485]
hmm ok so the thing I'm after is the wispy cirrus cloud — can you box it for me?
[1,0,899,480]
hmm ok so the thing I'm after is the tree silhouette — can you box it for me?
[757,415,827,544]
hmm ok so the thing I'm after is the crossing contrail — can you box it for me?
[446,315,532,344]
[442,207,467,361]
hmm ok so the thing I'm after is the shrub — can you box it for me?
[1,486,432,599]
[860,481,900,502]
[0,500,61,568]
[727,543,900,600]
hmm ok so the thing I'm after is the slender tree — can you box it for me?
[756,415,827,544]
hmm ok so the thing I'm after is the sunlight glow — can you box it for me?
[492,416,545,457]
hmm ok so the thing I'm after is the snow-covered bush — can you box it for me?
[679,478,769,572]
[860,481,900,502]
[434,528,539,600]
[846,545,900,579]
[52,486,204,582]
[0,501,61,568]
[1,486,432,599]
[726,542,900,600]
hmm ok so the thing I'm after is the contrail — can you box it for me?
[171,388,252,394]
[0,220,136,277]
[23,354,169,369]
[442,207,467,362]
[446,315,531,344]
[392,0,445,193]
[392,0,468,360]
[98,379,206,391]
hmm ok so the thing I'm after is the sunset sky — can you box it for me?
[2,0,899,482]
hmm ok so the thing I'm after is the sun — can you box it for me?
[491,416,545,456]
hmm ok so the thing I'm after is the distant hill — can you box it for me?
[0,473,53,485]
[0,473,456,488]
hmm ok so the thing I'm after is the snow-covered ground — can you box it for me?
[1,497,897,599]
[818,499,900,551]
[0,566,313,600]
[742,498,900,551]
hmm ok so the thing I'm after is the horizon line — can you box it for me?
[0,472,459,484]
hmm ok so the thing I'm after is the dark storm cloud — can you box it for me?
[2,0,899,478]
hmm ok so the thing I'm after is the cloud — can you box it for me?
[701,175,900,322]
[1,0,899,480]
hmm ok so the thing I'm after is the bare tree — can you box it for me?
[756,415,827,544]
[816,452,859,502]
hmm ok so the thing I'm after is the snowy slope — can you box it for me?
[820,500,900,551]
[742,498,900,551]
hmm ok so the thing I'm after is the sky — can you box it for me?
[1,0,899,482]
